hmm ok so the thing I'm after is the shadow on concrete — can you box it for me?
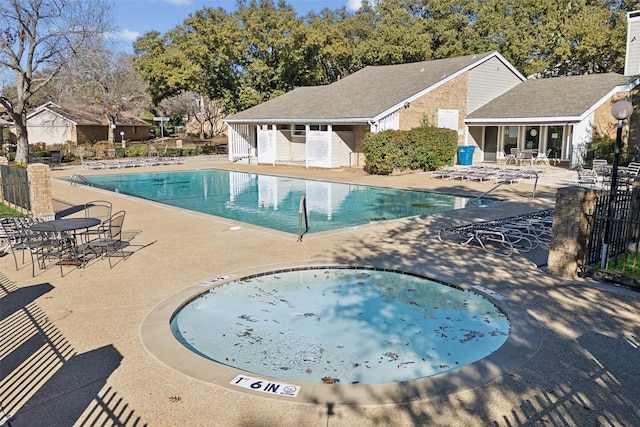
[0,275,147,426]
[280,209,640,426]
[227,199,640,426]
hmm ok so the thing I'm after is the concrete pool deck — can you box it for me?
[2,158,639,426]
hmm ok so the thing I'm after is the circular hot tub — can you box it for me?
[142,264,541,403]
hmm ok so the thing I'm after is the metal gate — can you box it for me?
[584,187,640,288]
[0,164,30,216]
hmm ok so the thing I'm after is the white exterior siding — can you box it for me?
[227,123,254,161]
[27,110,73,145]
[570,113,594,168]
[467,57,523,113]
[331,131,354,167]
[290,138,306,162]
[378,110,400,131]
[275,131,291,162]
[626,11,640,76]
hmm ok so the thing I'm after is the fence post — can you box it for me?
[0,157,6,201]
[547,186,597,278]
[27,163,54,219]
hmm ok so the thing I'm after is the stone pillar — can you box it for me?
[27,163,54,219]
[547,186,597,278]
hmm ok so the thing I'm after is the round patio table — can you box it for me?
[31,218,102,266]
[30,217,101,233]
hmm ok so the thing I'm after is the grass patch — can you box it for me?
[0,202,24,217]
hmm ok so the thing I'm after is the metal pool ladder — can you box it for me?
[298,195,309,242]
[70,174,92,187]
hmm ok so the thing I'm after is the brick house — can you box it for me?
[26,102,151,147]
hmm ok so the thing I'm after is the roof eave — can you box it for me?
[225,118,371,125]
[465,116,581,125]
[27,107,78,125]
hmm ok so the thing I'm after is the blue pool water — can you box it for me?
[171,267,511,384]
[79,169,491,234]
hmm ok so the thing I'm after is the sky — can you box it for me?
[111,0,363,52]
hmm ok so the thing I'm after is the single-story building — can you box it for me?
[465,73,640,168]
[26,102,151,147]
[225,51,525,168]
[225,12,640,169]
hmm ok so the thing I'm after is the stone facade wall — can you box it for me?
[399,73,469,145]
[27,163,54,219]
[547,186,597,278]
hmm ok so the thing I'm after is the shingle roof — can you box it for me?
[226,51,501,123]
[30,102,148,126]
[466,73,640,121]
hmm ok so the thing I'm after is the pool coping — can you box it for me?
[140,261,543,405]
[59,168,499,237]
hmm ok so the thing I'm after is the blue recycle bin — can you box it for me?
[457,145,475,166]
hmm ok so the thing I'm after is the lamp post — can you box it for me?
[601,100,634,269]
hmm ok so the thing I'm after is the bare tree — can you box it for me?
[201,97,226,138]
[158,91,200,135]
[158,91,226,139]
[57,48,150,143]
[0,0,111,163]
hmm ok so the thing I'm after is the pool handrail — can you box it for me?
[70,174,92,187]
[297,195,309,242]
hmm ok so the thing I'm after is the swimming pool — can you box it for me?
[78,169,492,234]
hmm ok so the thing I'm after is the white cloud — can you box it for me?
[119,29,140,41]
[346,0,362,11]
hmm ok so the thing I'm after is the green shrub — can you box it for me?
[586,136,638,167]
[125,144,149,157]
[363,124,457,175]
[28,149,55,158]
[586,138,615,166]
[200,145,218,155]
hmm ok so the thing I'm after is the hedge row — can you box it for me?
[113,144,220,158]
[363,125,458,175]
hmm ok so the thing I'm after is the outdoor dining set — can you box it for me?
[504,148,556,166]
[0,200,128,277]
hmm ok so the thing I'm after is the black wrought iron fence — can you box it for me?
[0,165,30,216]
[584,187,640,289]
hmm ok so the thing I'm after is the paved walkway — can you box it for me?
[1,159,639,426]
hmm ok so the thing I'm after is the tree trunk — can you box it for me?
[199,94,205,139]
[108,121,115,144]
[14,110,29,164]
